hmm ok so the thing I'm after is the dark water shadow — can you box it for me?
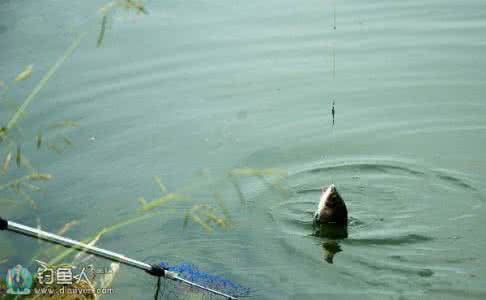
[312,223,348,264]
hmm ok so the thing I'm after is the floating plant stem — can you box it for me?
[0,197,17,206]
[97,13,108,48]
[137,196,147,207]
[62,135,73,146]
[73,233,102,262]
[185,203,229,232]
[154,176,167,194]
[214,192,232,223]
[48,120,80,130]
[49,212,163,266]
[1,151,12,175]
[36,130,42,149]
[5,139,36,173]
[47,143,63,154]
[20,181,42,192]
[16,144,21,167]
[190,213,214,234]
[14,65,33,82]
[258,175,289,198]
[0,173,52,191]
[229,168,287,177]
[3,33,86,136]
[140,193,185,212]
[17,187,38,210]
[56,220,80,236]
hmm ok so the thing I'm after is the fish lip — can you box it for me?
[321,184,337,201]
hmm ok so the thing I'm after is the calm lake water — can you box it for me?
[1,0,486,299]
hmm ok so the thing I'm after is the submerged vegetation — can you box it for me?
[228,168,288,204]
[1,1,288,298]
[0,1,156,296]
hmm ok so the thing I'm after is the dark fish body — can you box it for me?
[314,184,348,263]
[314,184,348,225]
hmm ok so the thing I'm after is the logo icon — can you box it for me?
[6,264,32,295]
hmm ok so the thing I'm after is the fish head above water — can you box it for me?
[314,184,348,225]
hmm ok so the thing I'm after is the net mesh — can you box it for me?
[157,262,250,300]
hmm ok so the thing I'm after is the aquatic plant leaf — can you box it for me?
[16,144,21,167]
[183,212,190,229]
[154,176,167,194]
[14,64,33,81]
[190,214,214,234]
[141,193,185,212]
[20,181,42,192]
[137,196,147,207]
[97,14,108,48]
[57,220,80,236]
[63,135,73,145]
[6,33,85,132]
[29,173,52,181]
[0,173,51,191]
[36,130,42,149]
[203,211,227,228]
[47,143,63,154]
[4,139,35,173]
[122,0,147,14]
[258,175,289,198]
[48,120,80,130]
[0,197,17,206]
[214,192,231,223]
[18,188,37,210]
[1,151,11,175]
[73,233,102,262]
[229,168,287,177]
[49,212,163,266]
[0,127,6,141]
[187,204,228,232]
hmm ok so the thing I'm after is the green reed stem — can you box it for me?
[3,33,87,135]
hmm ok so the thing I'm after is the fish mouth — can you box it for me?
[322,184,344,209]
[317,184,338,215]
[325,192,338,207]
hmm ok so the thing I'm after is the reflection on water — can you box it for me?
[313,223,348,264]
[266,157,483,298]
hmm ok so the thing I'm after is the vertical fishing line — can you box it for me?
[330,0,337,183]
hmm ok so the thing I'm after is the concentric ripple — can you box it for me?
[244,157,485,298]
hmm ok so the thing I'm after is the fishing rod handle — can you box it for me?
[0,216,152,272]
[0,216,238,299]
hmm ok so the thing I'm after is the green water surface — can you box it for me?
[1,0,486,299]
